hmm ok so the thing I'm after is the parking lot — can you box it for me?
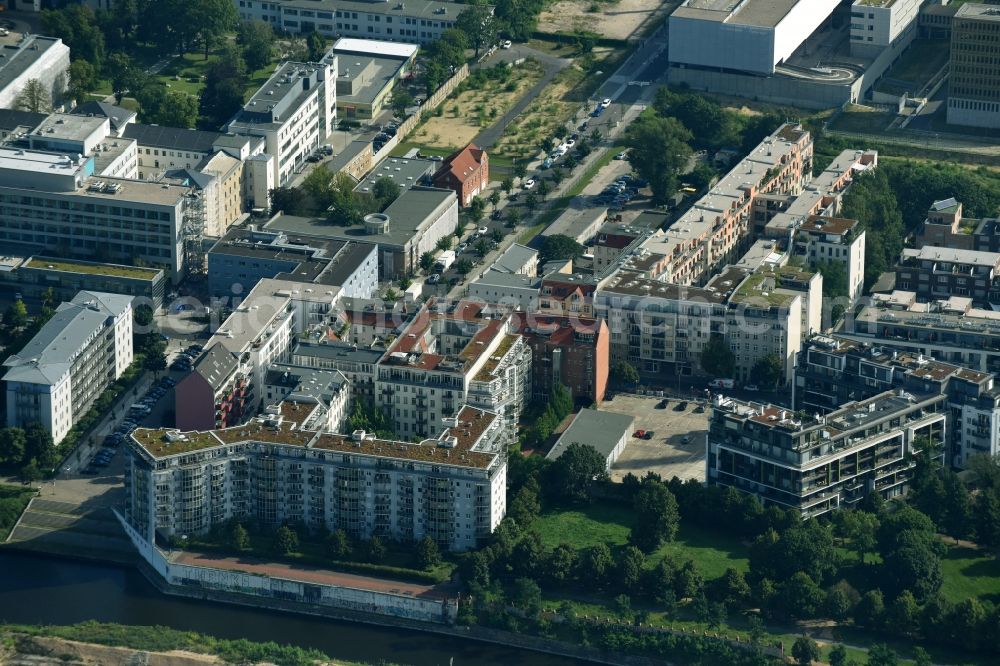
[601,392,708,482]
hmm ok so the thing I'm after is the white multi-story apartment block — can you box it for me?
[234,0,477,44]
[849,0,923,58]
[375,301,531,441]
[0,147,193,283]
[226,59,337,188]
[3,291,133,444]
[125,405,507,551]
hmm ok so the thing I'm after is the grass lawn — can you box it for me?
[534,503,749,579]
[0,484,36,542]
[940,544,1000,605]
[829,106,894,134]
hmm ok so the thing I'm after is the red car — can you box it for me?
[633,430,654,440]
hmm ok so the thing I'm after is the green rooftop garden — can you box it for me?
[26,258,160,280]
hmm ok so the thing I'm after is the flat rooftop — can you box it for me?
[337,54,407,108]
[673,0,803,27]
[902,246,1000,268]
[548,408,634,461]
[266,187,454,249]
[0,36,64,95]
[353,156,436,195]
[600,269,727,303]
[31,113,104,142]
[956,4,1000,21]
[24,257,162,280]
[284,0,485,23]
[0,147,84,176]
[332,38,419,59]
[132,405,500,469]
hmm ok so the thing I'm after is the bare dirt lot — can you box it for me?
[537,0,673,42]
[408,62,543,152]
[600,393,708,482]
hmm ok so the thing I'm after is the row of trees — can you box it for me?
[269,170,401,223]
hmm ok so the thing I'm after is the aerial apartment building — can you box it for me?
[638,123,812,286]
[916,197,1000,254]
[707,390,947,517]
[124,405,507,551]
[3,291,133,444]
[375,301,531,441]
[796,334,1000,468]
[845,290,1000,377]
[849,0,924,58]
[895,246,1000,307]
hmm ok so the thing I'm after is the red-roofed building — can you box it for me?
[513,314,609,404]
[433,143,489,207]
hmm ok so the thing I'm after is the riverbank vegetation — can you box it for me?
[0,484,36,541]
[1,622,395,666]
[453,444,1000,665]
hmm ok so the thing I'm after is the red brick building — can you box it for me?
[512,313,609,404]
[433,143,489,207]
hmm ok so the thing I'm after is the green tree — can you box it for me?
[880,530,943,602]
[468,196,487,223]
[579,542,613,585]
[828,644,849,666]
[511,577,542,617]
[189,0,239,58]
[780,571,825,620]
[835,509,879,564]
[538,179,551,199]
[137,84,199,128]
[490,228,504,243]
[419,252,436,272]
[494,0,542,41]
[505,207,521,228]
[20,459,42,483]
[611,361,640,385]
[456,3,497,58]
[415,535,441,569]
[475,238,490,256]
[237,20,275,72]
[14,79,51,114]
[436,236,453,252]
[749,353,784,388]
[701,333,735,378]
[488,190,501,211]
[367,535,387,563]
[888,590,919,636]
[624,115,693,204]
[524,192,538,213]
[455,259,473,275]
[68,60,98,103]
[941,470,974,539]
[539,234,584,264]
[306,31,327,61]
[824,581,859,621]
[231,522,250,550]
[911,647,931,666]
[198,45,246,128]
[791,636,819,666]
[675,560,703,599]
[544,442,607,504]
[4,300,28,329]
[508,476,541,526]
[326,529,351,558]
[619,545,645,594]
[547,542,577,584]
[500,177,514,196]
[274,525,298,554]
[391,89,414,118]
[629,479,680,552]
[0,428,27,468]
[854,589,885,628]
[865,644,898,666]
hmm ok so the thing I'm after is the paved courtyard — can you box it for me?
[600,393,708,483]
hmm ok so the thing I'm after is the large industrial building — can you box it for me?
[947,3,1000,129]
[668,0,841,75]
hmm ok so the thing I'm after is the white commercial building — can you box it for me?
[0,147,193,283]
[3,291,133,444]
[849,0,923,58]
[668,0,841,75]
[227,59,337,188]
[0,35,70,111]
[235,0,475,44]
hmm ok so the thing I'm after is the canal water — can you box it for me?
[0,551,586,666]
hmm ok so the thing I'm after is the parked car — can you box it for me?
[477,226,489,235]
[694,405,705,413]
[522,178,536,190]
[501,39,512,49]
[633,429,648,439]
[744,384,760,392]
[681,435,692,444]
[427,274,441,284]
[541,157,553,169]
[656,399,669,409]
[564,138,576,148]
[601,98,612,108]
[674,401,688,411]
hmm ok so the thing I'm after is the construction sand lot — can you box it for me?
[538,0,675,42]
[407,61,543,152]
[600,393,708,482]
